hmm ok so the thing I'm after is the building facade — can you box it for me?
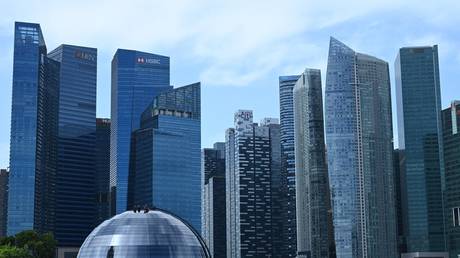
[442,101,460,258]
[127,83,201,231]
[8,22,60,236]
[394,149,407,255]
[279,75,301,257]
[111,49,171,214]
[294,69,334,258]
[48,44,97,247]
[395,45,447,255]
[261,118,283,258]
[202,144,227,258]
[0,169,8,237]
[96,118,111,224]
[226,110,275,258]
[325,37,397,257]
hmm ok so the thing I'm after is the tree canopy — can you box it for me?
[0,230,56,258]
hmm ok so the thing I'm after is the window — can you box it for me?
[453,207,460,227]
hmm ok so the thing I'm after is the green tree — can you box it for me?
[0,245,31,258]
[0,231,57,258]
[14,231,57,258]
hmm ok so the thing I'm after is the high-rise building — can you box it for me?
[261,118,283,258]
[48,44,97,247]
[202,143,227,258]
[111,49,172,214]
[325,37,397,257]
[127,83,201,231]
[226,110,275,258]
[279,75,301,257]
[0,169,8,237]
[8,22,60,236]
[96,118,111,224]
[294,69,334,258]
[395,45,447,256]
[442,101,460,258]
[394,149,406,255]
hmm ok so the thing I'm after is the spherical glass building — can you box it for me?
[77,209,210,258]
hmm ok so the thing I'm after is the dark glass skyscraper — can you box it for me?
[325,37,397,258]
[48,44,97,247]
[0,169,8,238]
[261,118,283,258]
[279,75,301,258]
[96,118,111,224]
[226,110,275,258]
[202,144,227,258]
[442,101,460,258]
[294,69,334,258]
[395,45,447,256]
[394,149,407,254]
[111,49,171,214]
[128,83,201,231]
[8,22,60,236]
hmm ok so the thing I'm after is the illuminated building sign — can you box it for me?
[75,51,95,62]
[136,57,161,65]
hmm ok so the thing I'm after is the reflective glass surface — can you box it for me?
[278,75,300,257]
[48,44,97,246]
[129,83,201,232]
[111,49,171,214]
[8,22,46,235]
[77,210,209,258]
[325,37,397,257]
[395,46,445,252]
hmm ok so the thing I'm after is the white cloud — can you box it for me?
[0,0,459,88]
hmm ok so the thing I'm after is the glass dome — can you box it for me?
[77,208,210,258]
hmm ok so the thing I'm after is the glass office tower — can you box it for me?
[8,22,60,236]
[279,75,301,258]
[442,101,460,258]
[325,37,397,258]
[111,49,171,214]
[294,69,334,258]
[128,83,201,231]
[202,144,227,258]
[96,118,111,224]
[395,45,447,256]
[225,110,275,258]
[48,45,97,247]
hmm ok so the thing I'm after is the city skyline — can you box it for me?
[1,1,460,168]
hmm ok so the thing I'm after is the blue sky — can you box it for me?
[0,0,459,168]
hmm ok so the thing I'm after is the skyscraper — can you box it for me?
[226,110,274,258]
[8,22,60,236]
[394,149,406,254]
[442,101,460,258]
[96,118,111,224]
[127,83,201,231]
[0,169,8,238]
[279,75,301,257]
[48,44,97,247]
[202,143,227,258]
[294,69,334,258]
[325,37,397,257]
[395,45,447,257]
[111,49,171,214]
[261,118,283,258]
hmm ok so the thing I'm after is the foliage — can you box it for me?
[0,245,31,258]
[0,230,57,258]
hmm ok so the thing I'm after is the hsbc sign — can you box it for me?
[136,57,161,65]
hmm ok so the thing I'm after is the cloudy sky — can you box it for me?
[0,0,459,168]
